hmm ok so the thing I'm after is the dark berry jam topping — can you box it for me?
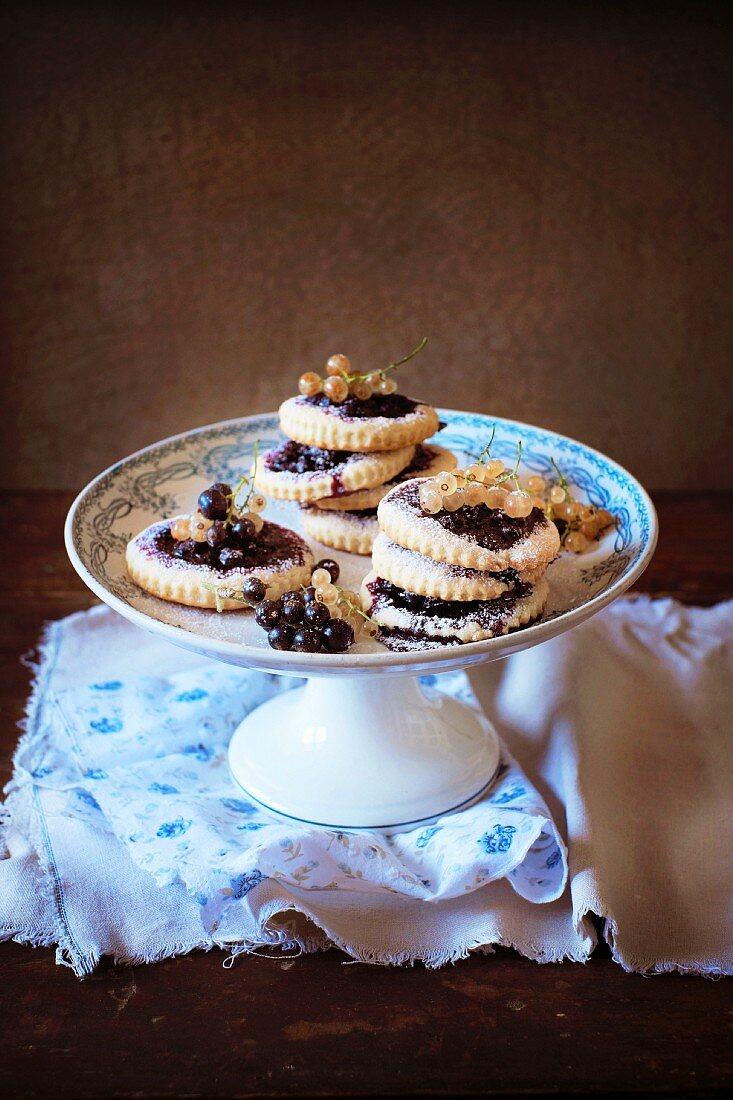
[377,627,461,652]
[399,483,546,549]
[264,440,353,474]
[366,576,530,621]
[301,392,419,420]
[150,520,306,572]
[345,507,378,518]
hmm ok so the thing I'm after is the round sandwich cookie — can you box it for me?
[377,479,561,574]
[254,440,415,502]
[370,532,545,602]
[302,506,379,556]
[126,517,315,609]
[279,393,440,453]
[360,572,549,650]
[313,443,457,512]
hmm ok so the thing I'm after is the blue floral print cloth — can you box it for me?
[33,659,565,911]
[0,607,572,975]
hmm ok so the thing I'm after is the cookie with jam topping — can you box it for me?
[281,340,440,452]
[377,479,561,575]
[360,572,549,650]
[125,472,314,609]
[253,440,416,502]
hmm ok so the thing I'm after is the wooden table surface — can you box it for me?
[1,491,732,1099]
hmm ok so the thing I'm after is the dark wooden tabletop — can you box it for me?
[1,491,732,1099]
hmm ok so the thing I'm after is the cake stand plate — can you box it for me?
[65,409,657,832]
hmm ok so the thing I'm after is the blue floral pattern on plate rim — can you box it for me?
[64,409,658,673]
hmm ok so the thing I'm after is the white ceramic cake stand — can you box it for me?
[65,409,657,831]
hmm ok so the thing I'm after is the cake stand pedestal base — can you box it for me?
[227,674,500,833]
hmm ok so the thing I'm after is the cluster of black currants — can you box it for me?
[243,559,355,653]
[171,480,266,569]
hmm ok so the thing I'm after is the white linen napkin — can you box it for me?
[1,597,730,976]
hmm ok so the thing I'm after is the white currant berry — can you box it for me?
[504,490,533,518]
[443,489,466,511]
[436,472,458,495]
[465,464,486,483]
[377,376,397,395]
[190,511,212,541]
[526,475,546,492]
[170,515,192,541]
[553,500,575,520]
[484,486,508,509]
[465,481,487,506]
[311,567,331,587]
[484,458,504,478]
[352,381,372,400]
[249,493,267,514]
[323,376,349,403]
[565,530,589,553]
[299,371,322,397]
[549,485,565,504]
[326,354,350,376]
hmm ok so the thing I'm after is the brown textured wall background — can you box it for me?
[1,1,731,491]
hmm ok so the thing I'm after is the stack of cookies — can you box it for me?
[255,350,454,555]
[361,463,561,650]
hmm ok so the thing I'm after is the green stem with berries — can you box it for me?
[497,440,523,490]
[224,440,260,526]
[342,336,429,385]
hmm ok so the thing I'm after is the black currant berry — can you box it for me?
[255,599,282,629]
[281,594,305,623]
[173,538,196,559]
[268,623,294,650]
[198,487,229,520]
[210,481,232,498]
[303,585,317,604]
[303,601,329,628]
[230,518,256,546]
[291,628,322,652]
[242,576,267,605]
[322,618,354,653]
[206,520,227,548]
[218,547,244,569]
[315,557,340,583]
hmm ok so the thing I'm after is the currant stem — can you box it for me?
[475,424,496,466]
[342,336,429,385]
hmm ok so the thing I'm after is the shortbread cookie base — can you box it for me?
[302,508,378,555]
[377,480,561,574]
[313,444,457,512]
[254,443,415,502]
[360,572,549,646]
[372,533,514,601]
[126,519,314,609]
[279,396,440,452]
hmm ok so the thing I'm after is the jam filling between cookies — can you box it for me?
[366,576,530,621]
[397,483,547,549]
[264,440,355,475]
[301,392,419,420]
[144,520,307,572]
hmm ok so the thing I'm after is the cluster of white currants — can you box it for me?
[418,460,538,519]
[298,354,398,404]
[297,337,428,405]
[417,453,615,552]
